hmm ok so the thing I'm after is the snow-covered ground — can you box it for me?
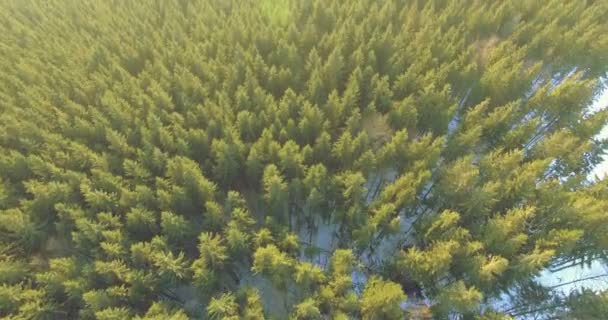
[538,259,608,294]
[537,81,608,282]
[589,79,608,180]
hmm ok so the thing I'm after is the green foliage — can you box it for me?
[564,289,608,320]
[136,302,189,320]
[434,281,483,316]
[207,293,239,320]
[360,276,406,320]
[0,0,607,318]
[292,298,322,320]
[252,245,294,288]
[198,232,228,269]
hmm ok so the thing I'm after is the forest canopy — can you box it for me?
[1,0,608,319]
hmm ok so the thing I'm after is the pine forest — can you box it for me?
[1,0,608,319]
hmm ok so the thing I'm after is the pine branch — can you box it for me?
[547,273,608,291]
[509,302,563,318]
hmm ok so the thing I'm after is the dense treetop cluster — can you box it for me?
[1,0,608,319]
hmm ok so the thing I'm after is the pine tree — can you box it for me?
[360,276,406,320]
[207,293,239,320]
